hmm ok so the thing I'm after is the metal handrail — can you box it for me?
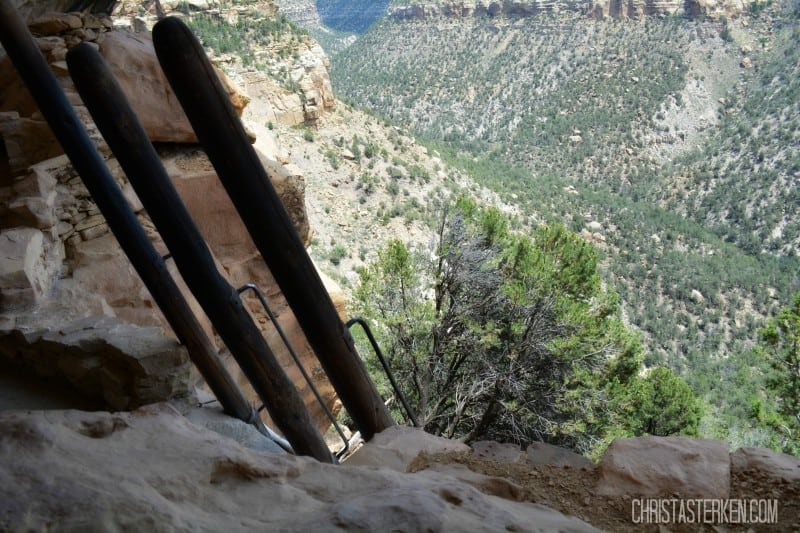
[346,317,419,428]
[238,284,350,459]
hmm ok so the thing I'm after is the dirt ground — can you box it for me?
[408,451,800,532]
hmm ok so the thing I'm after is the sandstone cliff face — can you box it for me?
[111,0,335,128]
[389,0,747,20]
[273,0,323,29]
[232,40,335,127]
[0,10,340,431]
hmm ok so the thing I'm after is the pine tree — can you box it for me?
[755,292,800,455]
[353,200,653,454]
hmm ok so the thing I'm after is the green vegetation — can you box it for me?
[750,292,800,455]
[658,22,800,256]
[333,8,800,452]
[182,7,313,100]
[181,0,800,454]
[184,9,307,68]
[353,201,701,455]
[328,243,349,265]
[616,366,702,438]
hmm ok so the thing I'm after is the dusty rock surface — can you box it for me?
[410,444,800,532]
[596,436,731,498]
[344,425,471,472]
[1,398,797,531]
[0,316,193,410]
[0,406,598,532]
[0,365,798,532]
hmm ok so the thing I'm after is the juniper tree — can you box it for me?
[354,200,649,453]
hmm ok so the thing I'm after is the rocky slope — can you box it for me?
[2,2,800,530]
[0,0,520,445]
[274,0,751,39]
[329,0,800,447]
[273,0,323,29]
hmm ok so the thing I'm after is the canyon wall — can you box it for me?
[389,0,747,20]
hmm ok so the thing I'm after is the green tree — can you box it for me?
[353,201,645,454]
[754,292,800,454]
[617,366,702,437]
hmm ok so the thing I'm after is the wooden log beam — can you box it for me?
[152,17,395,441]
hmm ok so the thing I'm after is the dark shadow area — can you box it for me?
[0,140,12,187]
[0,358,104,411]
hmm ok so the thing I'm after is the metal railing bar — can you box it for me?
[237,283,349,459]
[346,317,420,428]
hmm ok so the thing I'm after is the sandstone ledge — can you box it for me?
[0,406,598,532]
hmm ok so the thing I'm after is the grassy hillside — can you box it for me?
[330,6,800,445]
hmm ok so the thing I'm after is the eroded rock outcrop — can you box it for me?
[235,40,335,127]
[0,18,246,174]
[596,436,731,498]
[0,317,193,409]
[111,0,335,127]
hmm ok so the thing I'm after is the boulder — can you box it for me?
[731,447,800,483]
[526,441,594,469]
[586,220,603,233]
[472,440,526,463]
[98,31,248,144]
[0,114,63,175]
[27,11,82,35]
[596,436,730,498]
[0,228,53,310]
[0,316,193,410]
[344,425,471,472]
